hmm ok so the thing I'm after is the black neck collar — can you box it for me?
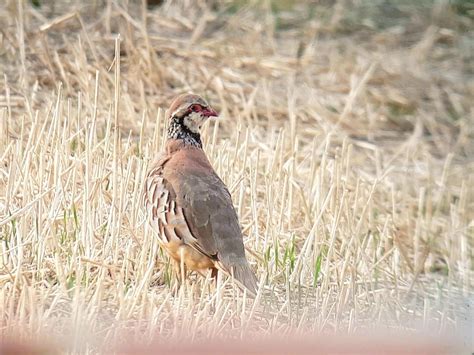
[167,116,202,148]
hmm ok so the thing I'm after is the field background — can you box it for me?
[0,0,473,353]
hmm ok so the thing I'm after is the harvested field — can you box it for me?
[0,0,472,353]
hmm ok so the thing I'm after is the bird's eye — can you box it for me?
[191,104,202,112]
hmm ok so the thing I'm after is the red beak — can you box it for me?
[203,107,218,117]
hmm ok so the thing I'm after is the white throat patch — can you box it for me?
[183,112,206,133]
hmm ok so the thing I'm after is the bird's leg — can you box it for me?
[170,257,187,296]
[171,248,188,296]
[208,267,218,297]
[180,248,186,288]
[170,260,180,296]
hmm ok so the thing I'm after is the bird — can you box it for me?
[143,93,258,295]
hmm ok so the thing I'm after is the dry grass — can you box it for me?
[0,0,472,353]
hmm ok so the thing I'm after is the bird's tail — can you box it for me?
[230,262,258,296]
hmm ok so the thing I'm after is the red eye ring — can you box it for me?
[191,104,202,112]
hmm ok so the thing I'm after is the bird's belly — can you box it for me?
[161,240,215,271]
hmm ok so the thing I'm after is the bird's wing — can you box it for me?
[177,173,243,262]
[173,169,258,294]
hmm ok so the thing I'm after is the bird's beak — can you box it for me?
[203,107,218,118]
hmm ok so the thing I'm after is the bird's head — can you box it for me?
[167,93,218,135]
